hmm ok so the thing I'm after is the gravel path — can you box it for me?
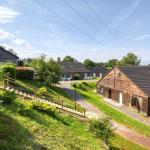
[60,81,150,150]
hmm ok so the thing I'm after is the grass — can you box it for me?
[73,82,150,137]
[0,89,146,150]
[10,79,84,112]
[0,95,104,150]
[110,134,146,150]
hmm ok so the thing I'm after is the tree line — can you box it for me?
[55,52,141,70]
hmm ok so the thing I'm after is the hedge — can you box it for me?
[0,64,16,79]
[16,67,34,80]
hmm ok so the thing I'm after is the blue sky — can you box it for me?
[0,0,150,64]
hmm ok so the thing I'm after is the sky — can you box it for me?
[0,0,150,64]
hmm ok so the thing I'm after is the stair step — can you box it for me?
[2,86,85,117]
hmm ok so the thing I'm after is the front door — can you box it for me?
[119,92,123,106]
[108,89,111,98]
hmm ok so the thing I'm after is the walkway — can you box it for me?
[103,97,150,126]
[60,81,150,150]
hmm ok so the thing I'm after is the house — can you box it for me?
[97,66,150,116]
[90,65,108,78]
[59,62,90,80]
[0,47,19,64]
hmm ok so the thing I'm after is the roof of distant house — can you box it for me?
[59,62,90,73]
[90,65,108,73]
[0,47,19,59]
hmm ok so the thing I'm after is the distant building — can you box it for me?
[90,65,108,78]
[97,66,150,116]
[0,47,19,64]
[59,62,90,80]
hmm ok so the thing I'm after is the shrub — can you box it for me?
[0,90,16,104]
[72,74,81,80]
[89,117,114,145]
[36,87,47,98]
[32,102,58,117]
[16,67,34,80]
[0,64,16,79]
[17,101,33,116]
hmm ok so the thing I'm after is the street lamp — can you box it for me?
[74,82,77,110]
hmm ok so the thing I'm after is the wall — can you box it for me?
[97,67,149,115]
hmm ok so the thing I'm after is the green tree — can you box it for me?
[30,56,61,84]
[119,53,141,66]
[105,59,119,69]
[31,56,47,82]
[62,55,78,62]
[83,59,96,69]
[45,59,61,85]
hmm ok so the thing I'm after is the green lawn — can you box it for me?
[0,89,146,150]
[110,134,146,150]
[0,96,104,150]
[73,82,150,137]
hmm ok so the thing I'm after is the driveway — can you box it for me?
[60,81,150,150]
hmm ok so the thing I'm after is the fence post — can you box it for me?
[84,108,86,117]
[62,100,63,109]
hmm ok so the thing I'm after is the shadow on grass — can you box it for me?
[2,101,70,127]
[0,111,46,150]
[109,146,120,150]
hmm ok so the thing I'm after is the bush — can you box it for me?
[32,102,58,117]
[0,64,16,79]
[72,74,81,80]
[89,117,114,145]
[0,90,16,104]
[17,101,33,116]
[36,87,47,98]
[16,67,34,80]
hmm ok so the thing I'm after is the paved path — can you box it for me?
[60,81,150,150]
[104,97,150,126]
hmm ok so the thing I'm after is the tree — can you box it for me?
[62,55,78,62]
[105,59,119,69]
[31,56,47,82]
[83,59,96,69]
[57,57,61,63]
[30,56,61,84]
[45,59,61,84]
[119,53,141,66]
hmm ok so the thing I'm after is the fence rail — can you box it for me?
[0,75,86,117]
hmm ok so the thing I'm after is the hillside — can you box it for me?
[0,91,104,150]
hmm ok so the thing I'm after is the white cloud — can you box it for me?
[0,28,41,58]
[0,6,19,23]
[134,34,150,41]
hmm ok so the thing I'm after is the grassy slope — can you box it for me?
[0,97,104,150]
[0,88,146,150]
[74,82,150,137]
[16,79,83,112]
